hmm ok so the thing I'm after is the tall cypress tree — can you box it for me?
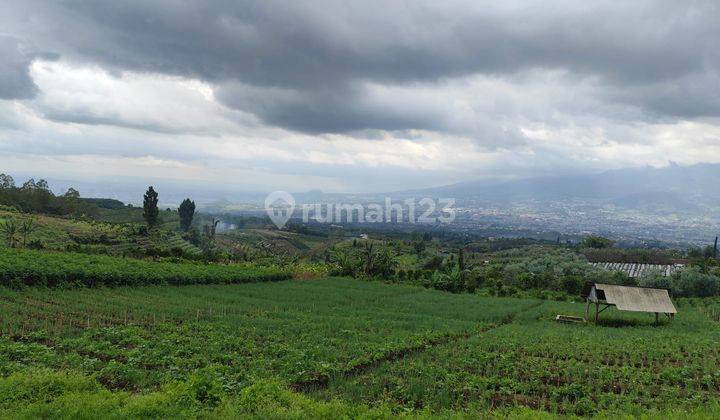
[143,186,159,228]
[178,198,196,231]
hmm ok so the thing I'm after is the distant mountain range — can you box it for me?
[32,163,720,218]
[258,163,720,215]
[403,163,720,212]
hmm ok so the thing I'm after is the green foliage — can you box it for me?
[412,240,425,255]
[0,279,526,397]
[328,241,398,279]
[329,247,359,276]
[0,210,206,260]
[635,267,720,298]
[0,180,99,216]
[582,247,679,264]
[81,197,126,210]
[319,299,720,416]
[0,248,290,288]
[0,279,719,417]
[1,218,18,248]
[142,186,160,229]
[637,268,673,289]
[0,173,14,189]
[178,198,196,231]
[63,187,80,199]
[18,217,36,247]
[497,251,613,295]
[581,235,615,249]
[674,267,719,297]
[422,255,444,271]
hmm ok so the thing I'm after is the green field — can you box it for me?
[0,278,718,418]
[0,248,291,288]
[316,304,720,415]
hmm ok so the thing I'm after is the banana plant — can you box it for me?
[19,217,36,247]
[1,218,19,247]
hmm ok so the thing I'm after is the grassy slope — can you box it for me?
[1,278,718,417]
[216,228,337,260]
[0,210,121,250]
[0,209,201,256]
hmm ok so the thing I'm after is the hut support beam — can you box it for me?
[585,299,590,321]
[593,303,612,323]
[595,302,599,322]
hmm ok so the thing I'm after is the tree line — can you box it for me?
[0,173,98,216]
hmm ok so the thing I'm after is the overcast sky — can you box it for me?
[1,1,719,194]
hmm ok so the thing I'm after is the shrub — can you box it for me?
[673,268,720,297]
[637,268,673,290]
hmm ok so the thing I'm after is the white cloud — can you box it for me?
[0,58,719,193]
[28,60,256,134]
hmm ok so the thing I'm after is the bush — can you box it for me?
[637,268,673,290]
[581,235,614,249]
[464,271,478,293]
[674,268,720,297]
[422,255,444,270]
[498,253,605,295]
[27,239,44,250]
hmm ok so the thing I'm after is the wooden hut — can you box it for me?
[581,282,677,323]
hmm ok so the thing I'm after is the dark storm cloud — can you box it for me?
[40,107,187,134]
[0,36,39,99]
[607,71,720,120]
[4,0,720,133]
[214,82,449,134]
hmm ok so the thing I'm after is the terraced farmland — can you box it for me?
[0,278,718,417]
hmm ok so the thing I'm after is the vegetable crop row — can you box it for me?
[0,248,291,288]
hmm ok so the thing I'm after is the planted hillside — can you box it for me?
[0,248,291,288]
[0,279,719,417]
[317,300,720,415]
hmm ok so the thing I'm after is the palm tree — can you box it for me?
[19,217,36,247]
[331,248,359,276]
[1,219,19,248]
[362,241,375,275]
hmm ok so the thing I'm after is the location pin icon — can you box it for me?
[265,191,295,229]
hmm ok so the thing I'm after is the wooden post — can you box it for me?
[585,299,590,321]
[595,302,599,323]
[655,312,659,324]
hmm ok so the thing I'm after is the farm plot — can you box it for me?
[0,279,534,396]
[0,248,290,288]
[316,300,720,415]
[2,278,719,417]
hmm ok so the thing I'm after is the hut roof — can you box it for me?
[583,283,677,314]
